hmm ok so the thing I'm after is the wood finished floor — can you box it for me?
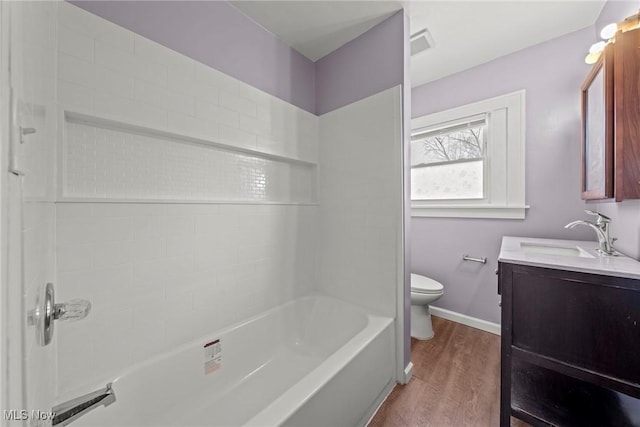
[369,317,528,427]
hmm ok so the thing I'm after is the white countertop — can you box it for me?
[498,236,640,280]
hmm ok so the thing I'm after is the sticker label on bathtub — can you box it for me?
[204,339,222,375]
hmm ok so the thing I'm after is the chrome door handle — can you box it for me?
[28,282,91,346]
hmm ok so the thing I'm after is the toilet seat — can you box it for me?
[411,273,443,295]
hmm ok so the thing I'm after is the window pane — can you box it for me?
[411,125,485,166]
[411,159,484,200]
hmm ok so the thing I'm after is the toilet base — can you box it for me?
[410,304,434,340]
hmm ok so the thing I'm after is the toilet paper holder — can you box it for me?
[462,254,487,264]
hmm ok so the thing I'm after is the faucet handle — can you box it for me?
[585,210,611,224]
[54,299,91,322]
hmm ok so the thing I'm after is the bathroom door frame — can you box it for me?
[0,0,12,417]
[0,0,24,421]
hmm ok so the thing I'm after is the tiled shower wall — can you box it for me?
[55,3,318,396]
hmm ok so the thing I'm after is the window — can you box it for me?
[411,90,527,219]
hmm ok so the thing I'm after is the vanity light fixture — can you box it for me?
[585,11,640,64]
[585,41,609,64]
[600,23,618,40]
[589,41,607,54]
[584,52,601,65]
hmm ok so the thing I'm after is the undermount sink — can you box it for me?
[520,242,594,258]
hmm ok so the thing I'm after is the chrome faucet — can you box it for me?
[565,210,617,255]
[52,383,116,426]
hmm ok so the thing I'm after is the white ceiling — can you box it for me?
[231,1,404,61]
[232,0,606,87]
[410,1,605,87]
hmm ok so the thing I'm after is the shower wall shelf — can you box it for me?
[59,110,319,205]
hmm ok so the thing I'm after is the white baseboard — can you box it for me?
[400,361,413,384]
[430,306,501,335]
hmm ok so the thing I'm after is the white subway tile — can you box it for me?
[165,215,194,236]
[167,89,195,116]
[58,25,93,62]
[194,62,238,93]
[94,241,133,269]
[56,199,87,225]
[165,256,193,280]
[57,331,94,389]
[194,215,220,236]
[129,238,166,261]
[95,41,167,87]
[57,244,93,272]
[92,204,135,218]
[131,57,168,88]
[164,204,200,216]
[94,92,168,128]
[238,84,272,107]
[191,83,219,103]
[239,114,271,138]
[58,52,94,87]
[168,68,198,97]
[256,136,285,157]
[166,235,195,258]
[134,35,194,75]
[219,90,257,117]
[133,259,168,283]
[57,270,94,302]
[192,288,222,312]
[108,280,164,310]
[94,41,132,73]
[57,220,94,246]
[94,65,134,99]
[58,80,94,112]
[134,79,169,109]
[257,105,271,122]
[130,320,167,360]
[167,112,217,140]
[218,125,257,150]
[93,217,134,242]
[93,334,134,374]
[134,215,165,240]
[195,100,238,128]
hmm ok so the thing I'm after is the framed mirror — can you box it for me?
[581,44,614,200]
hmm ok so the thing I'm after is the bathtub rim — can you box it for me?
[55,293,377,403]
[245,313,394,426]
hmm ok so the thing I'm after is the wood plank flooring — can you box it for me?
[369,316,511,427]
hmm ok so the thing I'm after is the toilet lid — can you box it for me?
[411,274,444,294]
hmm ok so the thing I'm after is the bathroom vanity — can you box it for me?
[498,237,640,426]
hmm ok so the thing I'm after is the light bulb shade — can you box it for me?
[585,52,600,65]
[600,23,618,40]
[589,41,607,54]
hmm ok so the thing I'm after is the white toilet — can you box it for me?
[410,273,444,340]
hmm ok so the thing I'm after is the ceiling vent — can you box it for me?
[411,29,435,56]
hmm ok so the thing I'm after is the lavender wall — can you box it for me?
[315,11,405,115]
[69,1,316,113]
[595,0,639,34]
[411,28,596,324]
[401,11,412,372]
[589,0,640,259]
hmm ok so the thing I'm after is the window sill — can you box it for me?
[411,204,530,219]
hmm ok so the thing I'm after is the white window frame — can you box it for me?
[411,90,528,219]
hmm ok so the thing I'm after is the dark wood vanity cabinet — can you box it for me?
[498,262,640,426]
[581,27,640,201]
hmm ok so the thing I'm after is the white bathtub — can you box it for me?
[77,295,395,427]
